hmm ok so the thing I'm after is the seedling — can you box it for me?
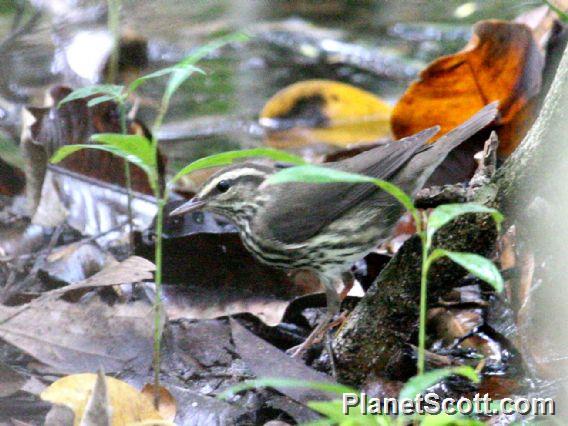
[51,32,310,407]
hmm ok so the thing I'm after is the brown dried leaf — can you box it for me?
[391,20,544,158]
[0,298,154,374]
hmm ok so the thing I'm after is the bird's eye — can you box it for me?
[216,180,232,193]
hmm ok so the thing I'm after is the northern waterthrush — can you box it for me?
[171,102,498,355]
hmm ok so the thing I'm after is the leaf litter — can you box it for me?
[0,2,567,425]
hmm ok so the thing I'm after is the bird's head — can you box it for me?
[170,162,275,220]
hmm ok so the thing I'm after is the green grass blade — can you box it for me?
[57,85,124,108]
[399,366,479,401]
[169,148,305,186]
[128,65,205,93]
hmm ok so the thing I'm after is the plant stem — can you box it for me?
[417,235,429,376]
[118,102,134,252]
[107,0,120,83]
[152,194,165,409]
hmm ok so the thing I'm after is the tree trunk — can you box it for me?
[332,43,568,387]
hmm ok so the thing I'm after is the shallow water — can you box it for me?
[0,0,539,169]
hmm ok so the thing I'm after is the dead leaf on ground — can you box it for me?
[141,384,177,422]
[0,361,26,397]
[230,319,337,405]
[0,220,49,260]
[41,373,164,426]
[32,167,158,239]
[391,20,544,158]
[44,255,154,297]
[79,370,110,426]
[260,80,392,148]
[0,157,25,197]
[39,242,114,287]
[0,298,155,374]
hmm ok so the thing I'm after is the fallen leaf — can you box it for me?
[141,384,177,422]
[47,255,155,296]
[391,20,544,158]
[79,370,110,426]
[0,298,154,374]
[260,80,392,148]
[41,373,163,426]
[230,319,337,405]
[0,220,49,260]
[39,243,113,287]
[0,361,26,398]
[31,167,157,239]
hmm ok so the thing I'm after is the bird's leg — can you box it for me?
[338,270,354,301]
[291,276,341,358]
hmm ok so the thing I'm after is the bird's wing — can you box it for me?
[257,127,439,244]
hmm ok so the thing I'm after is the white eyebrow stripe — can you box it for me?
[199,168,268,196]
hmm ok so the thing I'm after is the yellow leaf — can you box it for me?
[41,373,165,426]
[260,80,392,148]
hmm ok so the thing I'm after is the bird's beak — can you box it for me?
[170,198,206,216]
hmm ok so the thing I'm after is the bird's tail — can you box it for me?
[430,101,499,156]
[395,101,499,195]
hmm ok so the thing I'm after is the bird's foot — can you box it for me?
[290,311,347,358]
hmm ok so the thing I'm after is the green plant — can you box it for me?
[255,164,504,424]
[220,366,481,425]
[266,165,503,375]
[51,33,309,407]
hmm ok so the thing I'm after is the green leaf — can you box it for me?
[0,135,24,170]
[426,203,503,245]
[418,413,484,426]
[266,165,417,219]
[50,143,154,180]
[218,377,356,400]
[429,249,504,292]
[399,367,479,401]
[128,65,205,94]
[57,85,124,108]
[307,400,386,425]
[169,148,305,186]
[90,133,155,169]
[87,95,118,107]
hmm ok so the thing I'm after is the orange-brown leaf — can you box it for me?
[391,20,544,157]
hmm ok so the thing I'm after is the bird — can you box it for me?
[170,102,498,356]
